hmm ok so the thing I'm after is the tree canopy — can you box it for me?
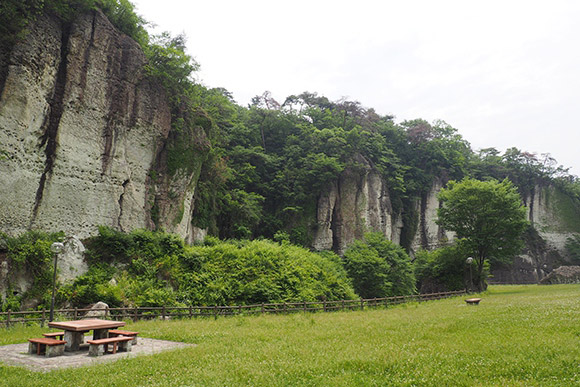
[437,178,529,290]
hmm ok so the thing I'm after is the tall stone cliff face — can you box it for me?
[312,165,401,255]
[0,10,207,242]
[312,168,451,256]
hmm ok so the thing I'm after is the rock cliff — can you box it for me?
[312,165,452,256]
[490,184,580,283]
[0,10,208,242]
[312,157,402,255]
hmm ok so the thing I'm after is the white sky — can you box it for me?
[131,0,580,175]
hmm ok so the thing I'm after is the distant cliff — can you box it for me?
[0,9,208,242]
[313,166,579,282]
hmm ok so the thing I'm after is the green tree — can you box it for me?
[342,233,415,298]
[437,178,528,290]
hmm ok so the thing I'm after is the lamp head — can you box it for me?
[50,242,64,254]
[466,257,474,264]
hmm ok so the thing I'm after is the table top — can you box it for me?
[48,319,125,331]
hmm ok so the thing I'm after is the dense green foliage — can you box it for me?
[180,238,356,305]
[437,178,529,289]
[342,233,415,298]
[0,231,64,311]
[414,244,490,292]
[1,285,579,386]
[58,228,356,308]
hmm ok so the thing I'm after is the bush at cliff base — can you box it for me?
[62,228,356,308]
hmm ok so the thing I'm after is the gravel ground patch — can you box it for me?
[0,337,193,372]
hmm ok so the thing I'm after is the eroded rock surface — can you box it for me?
[0,10,207,242]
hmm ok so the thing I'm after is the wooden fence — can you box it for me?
[0,290,467,328]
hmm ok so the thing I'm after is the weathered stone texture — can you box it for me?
[409,179,454,254]
[312,159,401,255]
[0,10,203,241]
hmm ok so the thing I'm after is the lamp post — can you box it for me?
[466,257,474,292]
[49,242,64,322]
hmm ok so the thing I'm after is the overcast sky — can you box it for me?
[131,0,580,175]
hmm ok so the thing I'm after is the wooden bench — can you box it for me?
[87,336,133,356]
[42,331,65,340]
[28,338,66,357]
[108,329,139,345]
[465,298,482,305]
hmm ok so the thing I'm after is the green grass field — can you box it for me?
[1,285,579,386]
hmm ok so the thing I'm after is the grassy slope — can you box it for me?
[1,285,579,386]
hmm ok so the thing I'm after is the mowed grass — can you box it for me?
[1,285,579,386]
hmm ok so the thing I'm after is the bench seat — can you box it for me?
[42,331,65,340]
[28,338,66,357]
[108,329,139,344]
[87,336,133,356]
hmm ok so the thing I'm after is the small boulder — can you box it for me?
[84,301,109,317]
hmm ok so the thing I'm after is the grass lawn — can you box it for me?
[1,284,579,386]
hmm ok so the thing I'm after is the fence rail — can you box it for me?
[0,290,467,327]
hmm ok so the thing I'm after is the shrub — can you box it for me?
[0,230,64,307]
[178,239,356,305]
[58,264,121,307]
[342,233,416,298]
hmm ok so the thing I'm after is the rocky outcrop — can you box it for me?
[312,159,401,255]
[57,236,88,283]
[540,265,580,284]
[491,184,580,283]
[524,185,579,257]
[0,10,207,242]
[409,179,454,254]
[313,167,452,256]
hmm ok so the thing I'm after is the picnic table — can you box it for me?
[48,319,125,352]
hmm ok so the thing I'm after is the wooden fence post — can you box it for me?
[323,300,327,313]
[213,306,218,320]
[360,299,364,311]
[74,307,78,320]
[261,303,265,314]
[238,305,242,316]
[41,309,46,327]
[189,305,193,319]
[162,305,166,320]
[303,301,307,313]
[7,309,11,328]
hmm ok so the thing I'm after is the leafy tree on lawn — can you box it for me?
[437,178,528,290]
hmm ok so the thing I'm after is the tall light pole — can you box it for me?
[466,257,474,292]
[49,242,64,322]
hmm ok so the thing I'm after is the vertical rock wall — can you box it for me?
[0,10,207,241]
[312,162,401,255]
[409,179,454,254]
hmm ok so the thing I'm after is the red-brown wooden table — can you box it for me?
[48,319,125,352]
